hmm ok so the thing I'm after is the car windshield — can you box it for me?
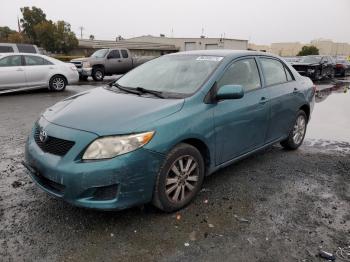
[91,49,108,58]
[116,55,223,96]
[300,56,322,63]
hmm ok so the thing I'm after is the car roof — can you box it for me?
[167,49,280,59]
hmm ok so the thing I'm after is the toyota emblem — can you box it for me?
[39,129,48,143]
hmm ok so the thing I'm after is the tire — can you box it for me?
[92,67,104,81]
[49,75,67,92]
[280,110,307,150]
[79,75,88,81]
[152,143,205,212]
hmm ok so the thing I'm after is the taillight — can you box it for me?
[336,64,345,68]
[312,85,317,95]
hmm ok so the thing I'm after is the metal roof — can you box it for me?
[78,39,178,51]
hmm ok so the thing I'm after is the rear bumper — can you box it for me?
[24,118,165,210]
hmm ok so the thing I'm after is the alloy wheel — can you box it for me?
[165,155,199,203]
[52,77,65,91]
[292,115,306,145]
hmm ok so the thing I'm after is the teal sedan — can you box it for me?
[23,50,315,212]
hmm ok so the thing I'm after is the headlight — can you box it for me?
[82,61,90,68]
[82,131,155,160]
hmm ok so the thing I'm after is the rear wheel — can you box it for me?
[49,75,66,92]
[152,143,205,212]
[92,67,104,81]
[281,110,307,150]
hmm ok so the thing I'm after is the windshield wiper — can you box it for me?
[135,87,165,99]
[112,83,142,95]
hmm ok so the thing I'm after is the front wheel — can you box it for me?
[152,143,205,212]
[280,110,307,150]
[49,75,66,92]
[92,67,104,81]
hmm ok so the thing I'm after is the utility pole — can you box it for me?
[79,26,84,39]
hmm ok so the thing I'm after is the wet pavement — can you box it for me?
[0,76,349,262]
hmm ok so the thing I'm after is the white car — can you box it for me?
[0,53,79,94]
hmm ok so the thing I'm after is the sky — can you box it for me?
[1,0,349,45]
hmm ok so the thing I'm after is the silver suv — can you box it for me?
[0,43,40,54]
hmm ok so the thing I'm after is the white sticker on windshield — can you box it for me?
[196,56,223,62]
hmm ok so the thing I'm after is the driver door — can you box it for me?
[213,57,270,164]
[105,50,122,74]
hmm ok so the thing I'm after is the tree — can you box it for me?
[7,32,28,43]
[20,6,46,44]
[34,20,78,53]
[89,34,95,40]
[297,45,319,56]
[19,6,79,54]
[0,26,16,41]
[53,21,78,53]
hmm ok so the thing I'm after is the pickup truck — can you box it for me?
[70,48,154,81]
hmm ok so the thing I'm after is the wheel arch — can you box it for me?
[92,64,105,70]
[180,138,211,174]
[299,104,310,122]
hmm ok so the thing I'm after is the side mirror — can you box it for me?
[216,85,244,100]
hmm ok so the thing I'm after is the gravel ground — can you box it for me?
[0,77,349,262]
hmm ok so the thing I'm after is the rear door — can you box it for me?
[23,55,52,87]
[0,55,26,90]
[213,57,270,164]
[258,57,299,143]
[120,49,133,73]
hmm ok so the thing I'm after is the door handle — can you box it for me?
[16,68,24,71]
[118,60,122,62]
[259,97,269,104]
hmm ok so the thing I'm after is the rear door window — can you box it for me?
[218,58,261,92]
[24,55,52,66]
[0,46,14,53]
[121,49,129,58]
[260,58,288,86]
[0,55,22,67]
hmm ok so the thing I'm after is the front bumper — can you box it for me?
[77,67,92,77]
[24,117,165,210]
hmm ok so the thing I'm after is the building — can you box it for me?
[249,39,350,57]
[70,39,178,57]
[128,35,248,51]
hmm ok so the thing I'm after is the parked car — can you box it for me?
[334,59,350,77]
[23,50,315,212]
[291,55,335,80]
[284,56,303,65]
[0,43,40,54]
[0,53,79,94]
[70,48,154,81]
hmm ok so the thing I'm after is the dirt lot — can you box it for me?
[0,77,349,262]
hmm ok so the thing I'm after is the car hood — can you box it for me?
[43,87,184,136]
[70,57,89,62]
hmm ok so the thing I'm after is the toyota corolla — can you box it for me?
[23,50,315,212]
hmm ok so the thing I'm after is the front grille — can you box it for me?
[71,61,82,69]
[34,126,75,156]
